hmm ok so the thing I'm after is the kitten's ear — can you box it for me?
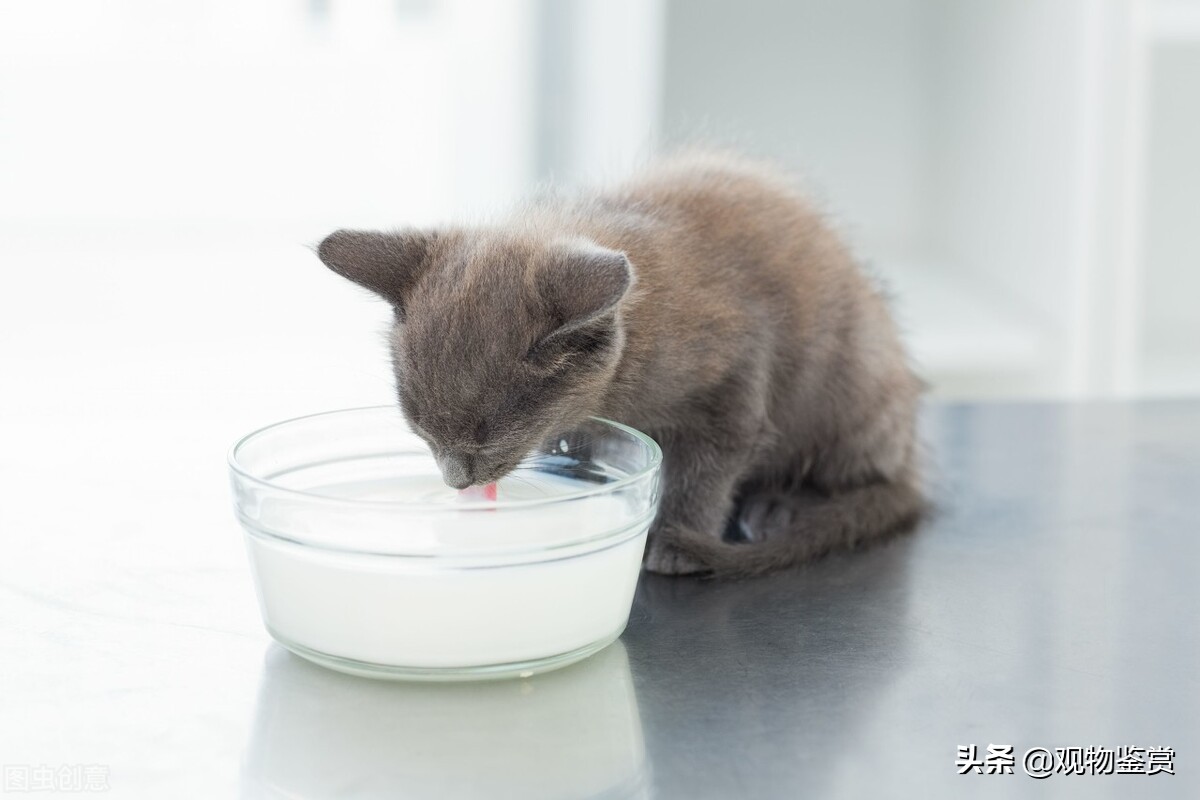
[537,243,634,335]
[316,228,434,311]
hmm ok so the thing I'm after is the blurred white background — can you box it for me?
[3,0,1199,426]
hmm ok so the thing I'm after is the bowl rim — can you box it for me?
[227,405,662,512]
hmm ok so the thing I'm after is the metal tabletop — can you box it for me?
[3,401,1197,798]
[621,401,1198,798]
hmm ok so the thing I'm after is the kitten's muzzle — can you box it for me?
[436,452,476,490]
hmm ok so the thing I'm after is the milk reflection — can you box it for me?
[242,641,647,799]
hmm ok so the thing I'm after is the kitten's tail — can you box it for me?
[663,479,927,579]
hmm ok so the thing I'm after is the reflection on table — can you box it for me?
[242,641,646,799]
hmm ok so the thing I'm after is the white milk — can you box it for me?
[243,472,650,674]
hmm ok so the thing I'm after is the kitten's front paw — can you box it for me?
[643,536,709,576]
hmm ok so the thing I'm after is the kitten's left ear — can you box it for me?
[537,243,634,335]
[316,228,434,312]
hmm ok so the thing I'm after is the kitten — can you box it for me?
[316,151,925,577]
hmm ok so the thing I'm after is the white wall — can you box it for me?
[544,0,665,187]
[1140,41,1200,391]
[0,0,535,235]
[661,0,935,260]
[659,0,1198,399]
[927,1,1090,351]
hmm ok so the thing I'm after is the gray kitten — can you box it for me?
[317,151,925,577]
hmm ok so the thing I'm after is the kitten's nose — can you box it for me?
[437,452,475,490]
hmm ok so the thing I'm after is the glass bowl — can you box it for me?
[228,406,661,681]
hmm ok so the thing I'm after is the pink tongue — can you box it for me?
[458,482,498,502]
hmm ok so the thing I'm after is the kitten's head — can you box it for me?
[317,228,634,489]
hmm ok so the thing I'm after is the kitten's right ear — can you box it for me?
[316,228,434,312]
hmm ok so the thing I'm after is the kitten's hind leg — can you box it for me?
[731,487,816,543]
[680,476,927,577]
[721,495,755,543]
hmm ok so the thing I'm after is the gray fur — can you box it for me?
[316,151,926,577]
